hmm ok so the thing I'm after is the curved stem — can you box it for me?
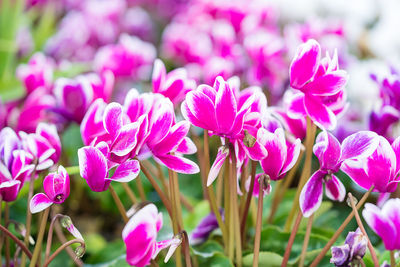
[240,160,257,239]
[281,211,303,266]
[299,214,314,267]
[310,186,374,267]
[253,175,265,267]
[45,214,64,261]
[29,208,50,267]
[43,239,85,267]
[347,193,379,266]
[109,185,129,223]
[140,162,173,218]
[0,224,33,260]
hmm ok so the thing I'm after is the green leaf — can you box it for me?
[192,240,233,267]
[243,251,283,267]
[84,255,131,267]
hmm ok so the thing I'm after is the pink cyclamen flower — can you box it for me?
[152,59,196,106]
[245,173,272,198]
[20,122,61,171]
[362,198,400,250]
[0,128,34,201]
[30,165,70,213]
[300,131,379,217]
[287,39,348,130]
[16,52,53,94]
[341,135,400,193]
[123,203,181,267]
[258,127,301,181]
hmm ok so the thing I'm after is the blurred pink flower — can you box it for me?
[30,165,70,213]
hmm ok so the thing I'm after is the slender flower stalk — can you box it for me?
[136,177,147,201]
[299,214,314,267]
[122,183,137,204]
[182,231,192,267]
[109,185,129,223]
[45,214,64,261]
[240,160,257,238]
[347,193,379,266]
[29,208,50,267]
[43,239,85,267]
[64,166,80,175]
[21,171,36,267]
[5,202,10,267]
[391,251,395,267]
[310,186,374,267]
[284,118,316,231]
[230,146,242,267]
[0,225,33,261]
[282,212,303,266]
[253,175,266,267]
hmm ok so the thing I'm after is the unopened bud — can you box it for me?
[75,246,85,258]
[243,130,256,148]
[60,216,73,228]
[346,195,358,207]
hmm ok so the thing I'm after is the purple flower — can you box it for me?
[152,59,196,106]
[16,52,53,94]
[287,39,348,130]
[30,165,70,213]
[0,128,34,201]
[190,209,223,245]
[300,131,379,217]
[123,203,181,267]
[363,198,400,250]
[341,135,400,193]
[330,228,367,267]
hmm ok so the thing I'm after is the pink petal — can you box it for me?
[207,147,229,186]
[300,170,324,218]
[151,121,190,155]
[152,59,166,93]
[362,203,397,250]
[381,199,400,248]
[392,136,400,174]
[289,39,321,89]
[340,160,372,191]
[313,131,341,171]
[0,180,21,202]
[147,99,174,143]
[287,93,307,119]
[111,122,140,157]
[215,77,237,133]
[175,137,197,154]
[324,174,346,201]
[306,71,348,96]
[184,91,218,130]
[243,139,268,161]
[258,128,286,180]
[80,99,107,146]
[155,154,199,174]
[341,131,379,161]
[78,146,109,192]
[281,138,301,174]
[30,193,53,213]
[103,102,123,139]
[109,160,140,183]
[304,94,336,130]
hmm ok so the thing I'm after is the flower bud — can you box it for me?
[75,246,85,258]
[330,244,350,266]
[243,130,256,148]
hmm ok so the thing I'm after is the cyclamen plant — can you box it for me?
[2,2,400,266]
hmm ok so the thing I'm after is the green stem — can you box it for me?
[43,239,84,267]
[168,170,182,267]
[109,185,129,223]
[182,231,192,267]
[391,250,395,267]
[230,145,242,267]
[299,214,313,267]
[281,212,303,266]
[253,175,265,267]
[240,160,257,240]
[21,170,36,267]
[5,202,10,267]
[29,208,50,267]
[122,183,137,204]
[45,213,63,261]
[310,186,374,267]
[284,118,316,231]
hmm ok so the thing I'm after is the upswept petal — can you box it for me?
[103,102,123,139]
[147,99,174,143]
[382,198,400,248]
[289,39,321,89]
[109,160,140,182]
[152,59,166,93]
[281,138,301,174]
[341,131,379,161]
[111,122,140,157]
[340,159,372,191]
[304,94,336,130]
[324,174,346,201]
[80,99,107,145]
[30,193,53,213]
[391,136,400,174]
[175,137,197,154]
[258,128,286,180]
[78,146,109,192]
[313,131,341,171]
[215,77,237,133]
[207,147,229,186]
[300,170,325,218]
[362,203,397,250]
[243,139,268,161]
[155,154,199,174]
[151,121,190,155]
[306,71,348,96]
[0,180,21,202]
[184,91,218,130]
[287,93,307,119]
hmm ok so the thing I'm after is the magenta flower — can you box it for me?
[16,52,53,94]
[20,122,61,171]
[30,165,70,213]
[123,203,181,267]
[287,39,348,130]
[94,34,156,80]
[152,59,196,106]
[245,173,272,198]
[258,127,301,181]
[362,198,400,250]
[341,135,400,193]
[300,131,379,217]
[0,128,34,201]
